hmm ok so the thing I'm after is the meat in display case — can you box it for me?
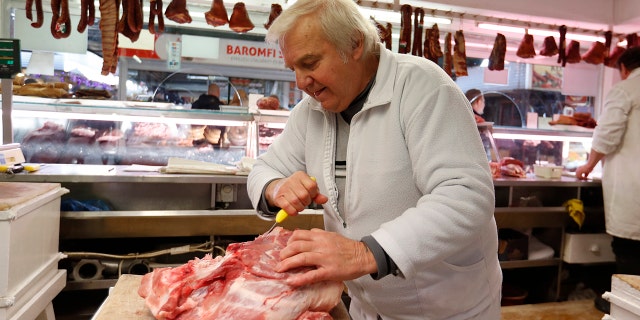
[9,97,255,166]
[252,109,288,155]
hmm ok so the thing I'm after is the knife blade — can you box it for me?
[264,208,289,235]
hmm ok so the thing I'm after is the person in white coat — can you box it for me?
[246,0,502,318]
[575,46,640,313]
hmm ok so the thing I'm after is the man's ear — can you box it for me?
[351,32,365,60]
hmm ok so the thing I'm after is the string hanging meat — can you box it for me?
[539,36,558,57]
[229,2,254,33]
[205,0,229,27]
[516,31,536,59]
[264,3,282,30]
[442,32,453,76]
[148,0,165,34]
[557,25,568,66]
[627,33,638,48]
[602,31,612,65]
[26,0,44,28]
[99,0,120,75]
[411,8,424,57]
[565,40,582,64]
[371,18,392,50]
[425,24,443,63]
[582,41,606,65]
[77,0,96,33]
[606,46,626,68]
[453,30,468,76]
[118,0,144,42]
[50,0,71,39]
[165,0,192,24]
[488,33,506,70]
[398,4,412,54]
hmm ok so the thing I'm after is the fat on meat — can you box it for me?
[138,227,344,320]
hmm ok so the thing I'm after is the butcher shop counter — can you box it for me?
[0,164,602,240]
[0,164,325,239]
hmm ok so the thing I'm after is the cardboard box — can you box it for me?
[498,228,529,261]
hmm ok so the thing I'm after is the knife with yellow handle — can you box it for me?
[265,176,316,235]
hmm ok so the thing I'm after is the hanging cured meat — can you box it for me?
[148,0,165,34]
[119,0,144,42]
[50,0,71,39]
[443,32,453,76]
[398,4,412,54]
[453,30,468,77]
[77,0,95,32]
[516,32,536,59]
[424,24,443,63]
[565,40,581,64]
[412,8,424,56]
[165,0,192,24]
[99,0,120,75]
[26,0,44,28]
[605,46,626,68]
[604,31,612,57]
[627,33,638,48]
[558,25,568,66]
[372,18,392,50]
[229,2,254,33]
[539,36,558,57]
[423,27,432,60]
[582,41,606,65]
[205,0,229,27]
[488,33,507,71]
[264,3,282,30]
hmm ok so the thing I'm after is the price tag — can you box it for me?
[167,39,182,71]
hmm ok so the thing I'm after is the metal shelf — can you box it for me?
[60,209,324,239]
[500,258,562,269]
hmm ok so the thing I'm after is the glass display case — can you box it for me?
[7,97,255,166]
[4,96,593,170]
[491,126,594,171]
[251,109,288,156]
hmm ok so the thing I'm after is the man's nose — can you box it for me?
[295,71,312,90]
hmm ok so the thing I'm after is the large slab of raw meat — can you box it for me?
[138,227,344,320]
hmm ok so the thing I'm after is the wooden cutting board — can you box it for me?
[93,274,351,320]
[0,182,61,211]
[501,299,604,320]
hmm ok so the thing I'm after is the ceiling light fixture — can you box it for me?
[477,23,606,43]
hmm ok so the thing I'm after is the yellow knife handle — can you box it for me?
[275,209,288,223]
[275,176,316,224]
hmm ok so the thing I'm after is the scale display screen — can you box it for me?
[0,39,21,79]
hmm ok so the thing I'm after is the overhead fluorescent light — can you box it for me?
[187,75,209,80]
[492,132,592,143]
[477,23,606,43]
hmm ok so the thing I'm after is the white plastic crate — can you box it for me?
[602,274,640,320]
[0,182,69,320]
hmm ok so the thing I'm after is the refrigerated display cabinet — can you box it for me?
[6,96,256,166]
